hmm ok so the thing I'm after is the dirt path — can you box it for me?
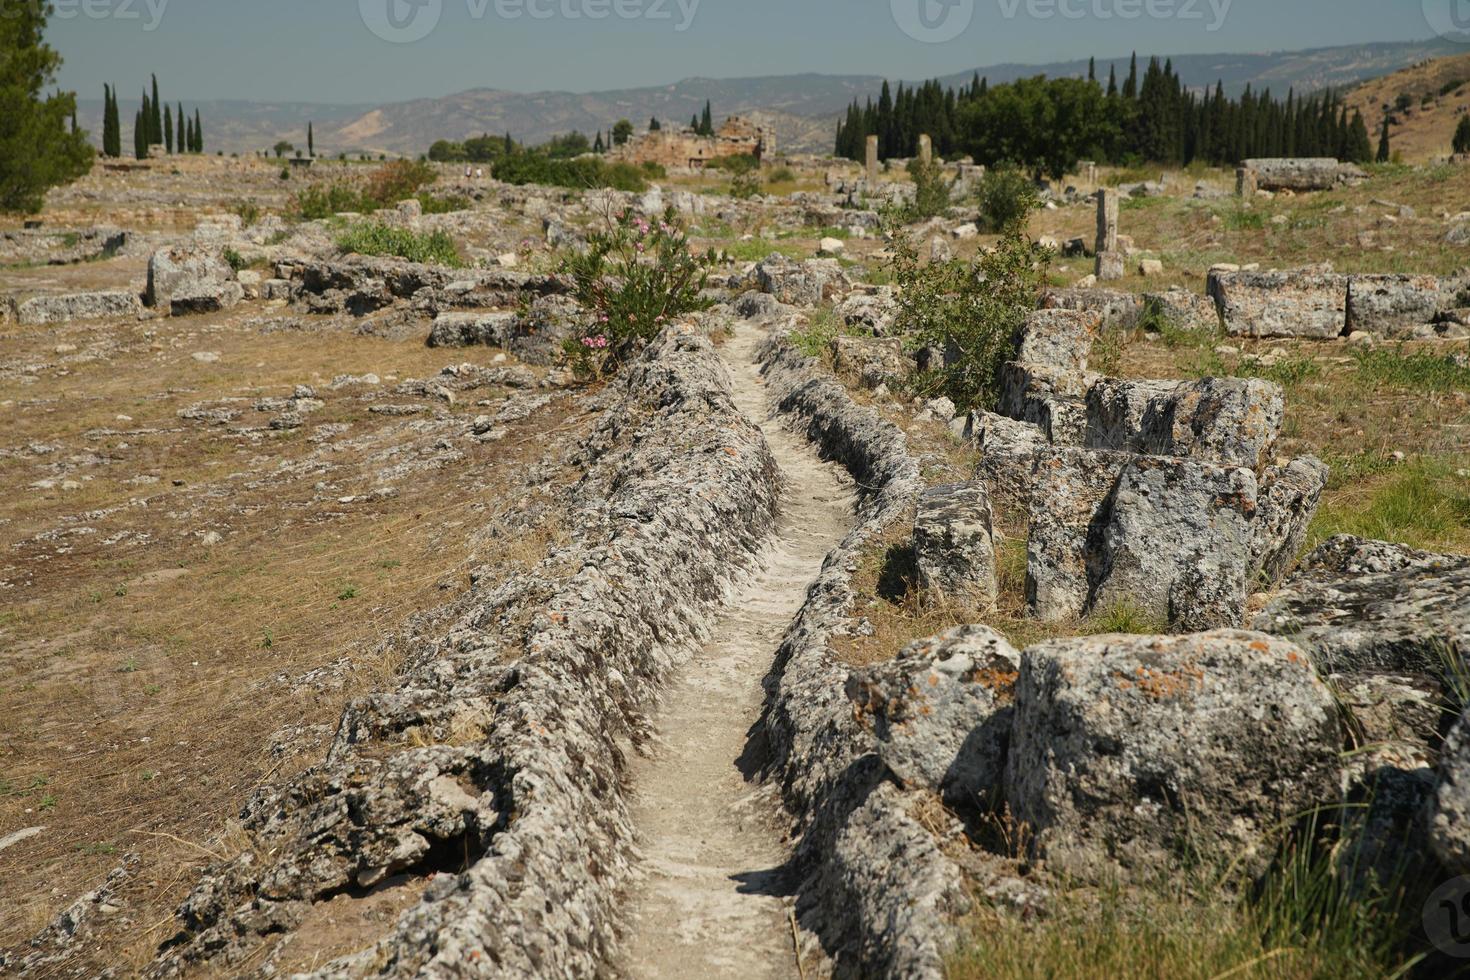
[619,323,854,978]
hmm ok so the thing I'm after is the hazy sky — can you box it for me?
[46,0,1464,105]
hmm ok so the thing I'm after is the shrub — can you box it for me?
[729,170,763,199]
[279,166,291,181]
[704,153,758,175]
[768,166,796,184]
[976,166,1040,234]
[889,217,1049,411]
[363,159,437,208]
[902,157,952,222]
[222,247,247,273]
[559,207,716,375]
[336,222,463,266]
[416,191,470,214]
[493,153,647,192]
[231,199,261,227]
[292,182,365,220]
[640,161,667,179]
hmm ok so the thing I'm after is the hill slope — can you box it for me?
[1345,52,1470,162]
[75,37,1470,158]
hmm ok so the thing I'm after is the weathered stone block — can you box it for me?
[1006,630,1340,880]
[830,334,910,390]
[146,246,242,315]
[1143,288,1219,332]
[1091,456,1258,630]
[755,255,848,307]
[1255,536,1470,676]
[428,311,518,348]
[913,483,999,605]
[1250,455,1329,587]
[845,625,1020,805]
[12,290,140,325]
[1095,250,1125,281]
[1040,287,1144,332]
[1433,710,1470,876]
[1025,447,1131,622]
[966,412,1048,513]
[1208,267,1348,339]
[1242,158,1367,192]
[1346,274,1443,338]
[1012,309,1099,373]
[1084,376,1283,471]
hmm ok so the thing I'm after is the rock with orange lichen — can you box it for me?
[844,625,1020,808]
[1006,630,1340,882]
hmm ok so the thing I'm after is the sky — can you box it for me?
[44,0,1466,105]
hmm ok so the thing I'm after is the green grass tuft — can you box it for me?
[336,223,463,267]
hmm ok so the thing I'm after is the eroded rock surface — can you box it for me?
[1007,631,1340,880]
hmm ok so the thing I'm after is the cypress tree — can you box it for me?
[176,102,183,150]
[102,84,118,157]
[194,108,202,153]
[1377,117,1391,163]
[593,130,605,153]
[164,103,173,154]
[134,108,146,159]
[1088,57,1096,84]
[150,74,162,145]
[308,121,314,158]
[1455,115,1470,154]
[1347,111,1373,163]
[690,113,699,132]
[1123,52,1138,100]
[701,100,713,136]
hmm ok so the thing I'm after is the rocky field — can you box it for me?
[2,151,1469,978]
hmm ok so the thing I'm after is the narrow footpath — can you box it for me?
[619,323,855,978]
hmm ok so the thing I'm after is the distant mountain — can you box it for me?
[75,37,1470,159]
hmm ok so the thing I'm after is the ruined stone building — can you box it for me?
[610,116,772,170]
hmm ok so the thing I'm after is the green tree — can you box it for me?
[649,116,661,131]
[593,130,605,153]
[164,102,173,153]
[176,101,183,150]
[0,3,94,213]
[193,108,202,153]
[102,84,121,157]
[273,140,294,158]
[1377,117,1391,163]
[133,108,146,159]
[1454,115,1470,155]
[612,119,634,146]
[150,74,162,144]
[1346,110,1373,163]
[700,100,713,136]
[308,121,315,157]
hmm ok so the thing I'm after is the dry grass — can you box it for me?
[0,308,589,967]
[1028,159,1470,293]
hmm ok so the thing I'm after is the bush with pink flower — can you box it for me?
[560,206,716,378]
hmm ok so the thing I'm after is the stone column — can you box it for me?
[918,134,932,166]
[866,135,879,183]
[1095,188,1122,281]
[1236,166,1258,198]
[1095,188,1118,254]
